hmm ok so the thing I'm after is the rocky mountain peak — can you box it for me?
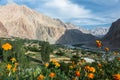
[0,3,96,44]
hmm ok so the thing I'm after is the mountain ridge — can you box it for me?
[0,3,96,44]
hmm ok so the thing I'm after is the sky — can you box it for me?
[0,0,120,29]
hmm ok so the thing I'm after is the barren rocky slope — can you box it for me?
[0,3,96,44]
[103,19,120,48]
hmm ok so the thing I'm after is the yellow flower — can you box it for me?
[54,62,60,67]
[96,40,100,43]
[10,57,16,62]
[50,59,57,63]
[6,64,12,70]
[88,73,94,79]
[105,47,109,52]
[49,72,56,78]
[12,67,17,72]
[37,74,45,80]
[2,43,12,51]
[113,74,120,80]
[45,63,49,67]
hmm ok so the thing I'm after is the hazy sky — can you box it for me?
[0,0,120,29]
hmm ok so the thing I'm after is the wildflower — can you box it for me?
[12,67,17,72]
[96,40,102,48]
[96,40,100,43]
[113,74,120,80]
[105,47,109,52]
[98,63,102,68]
[54,62,60,67]
[88,73,94,79]
[2,43,12,50]
[49,72,56,78]
[75,71,80,77]
[50,59,57,63]
[85,66,90,70]
[89,67,96,73]
[10,57,16,63]
[85,66,95,73]
[37,74,45,80]
[14,62,19,67]
[6,64,12,70]
[45,63,49,67]
[97,43,102,48]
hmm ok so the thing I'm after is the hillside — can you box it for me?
[0,3,96,44]
[103,19,120,48]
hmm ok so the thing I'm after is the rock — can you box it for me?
[103,19,120,48]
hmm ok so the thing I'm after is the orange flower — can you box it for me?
[54,62,60,67]
[96,40,102,48]
[12,67,17,72]
[88,73,94,79]
[2,43,12,51]
[49,72,55,78]
[113,74,120,80]
[105,47,109,52]
[6,64,12,70]
[75,71,80,77]
[98,63,102,68]
[37,74,45,80]
[89,67,96,73]
[96,43,102,48]
[85,66,90,70]
[85,66,95,73]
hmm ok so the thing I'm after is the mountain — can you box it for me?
[0,3,96,44]
[103,19,120,48]
[0,21,8,37]
[56,29,96,44]
[65,23,90,34]
[89,27,109,37]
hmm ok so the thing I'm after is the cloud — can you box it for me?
[2,0,120,27]
[42,0,91,18]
